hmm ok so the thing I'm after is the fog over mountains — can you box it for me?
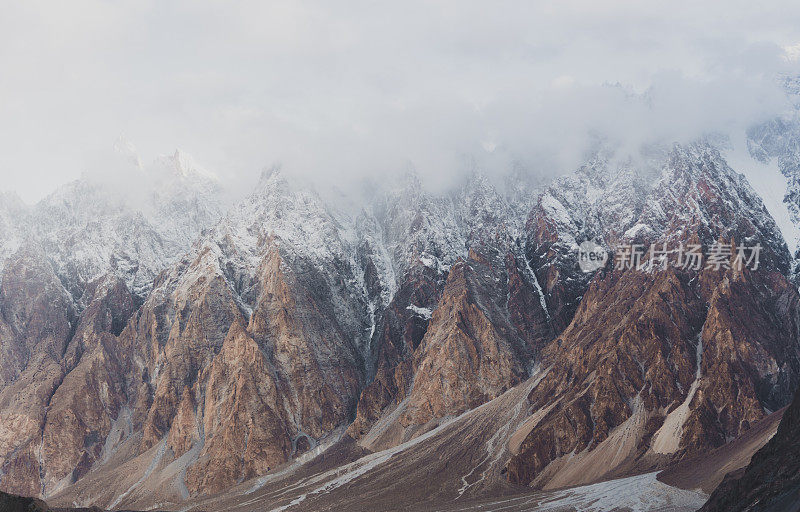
[0,80,798,510]
[5,1,800,205]
[5,3,800,512]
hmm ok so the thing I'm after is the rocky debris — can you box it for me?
[700,385,800,512]
[658,407,785,495]
[173,372,705,512]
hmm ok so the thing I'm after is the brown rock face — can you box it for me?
[118,237,368,496]
[505,252,552,352]
[0,247,78,497]
[1,170,377,501]
[506,143,800,488]
[0,267,138,498]
[346,262,444,439]
[507,261,800,487]
[40,276,136,493]
[348,244,553,443]
[400,252,532,427]
[135,268,240,454]
[506,264,700,485]
[0,261,140,499]
[183,319,292,493]
[348,174,554,444]
[0,246,76,389]
[524,155,651,333]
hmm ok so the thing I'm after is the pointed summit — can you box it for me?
[165,148,218,181]
[113,134,142,168]
[258,164,283,186]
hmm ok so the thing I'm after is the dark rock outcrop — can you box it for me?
[0,490,49,511]
[701,386,800,512]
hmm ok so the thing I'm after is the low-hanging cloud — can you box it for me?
[1,0,800,204]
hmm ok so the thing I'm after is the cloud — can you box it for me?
[1,0,800,203]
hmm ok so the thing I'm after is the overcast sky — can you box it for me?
[2,0,800,203]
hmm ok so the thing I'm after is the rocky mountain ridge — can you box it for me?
[2,132,800,510]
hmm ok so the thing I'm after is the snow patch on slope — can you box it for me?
[727,147,800,253]
[406,304,433,320]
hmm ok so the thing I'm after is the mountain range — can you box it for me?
[3,97,800,511]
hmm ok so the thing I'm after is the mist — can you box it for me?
[2,0,800,204]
